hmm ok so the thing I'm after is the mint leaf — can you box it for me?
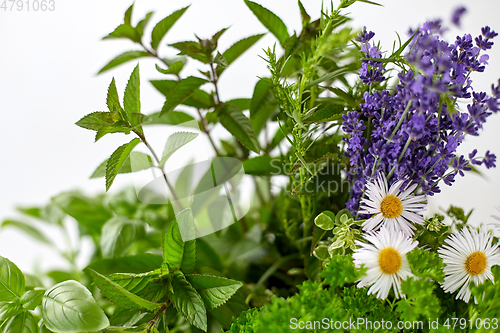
[107,271,158,295]
[91,152,154,179]
[249,79,274,118]
[159,131,199,167]
[244,0,289,47]
[88,269,161,312]
[42,280,109,332]
[107,78,125,117]
[207,292,249,330]
[151,5,190,50]
[87,254,163,275]
[155,61,184,75]
[104,24,140,43]
[249,78,276,135]
[1,220,52,245]
[169,40,211,64]
[76,78,135,141]
[298,0,311,25]
[95,125,132,142]
[52,192,112,236]
[160,76,208,116]
[217,34,265,76]
[101,325,152,332]
[100,217,146,258]
[75,111,116,131]
[218,104,261,153]
[106,138,142,191]
[163,209,196,273]
[124,3,134,26]
[98,51,151,74]
[174,160,195,199]
[0,256,25,302]
[227,98,251,111]
[146,111,196,126]
[170,271,207,332]
[186,275,242,309]
[124,65,141,124]
[211,27,229,47]
[135,12,154,41]
[151,79,214,109]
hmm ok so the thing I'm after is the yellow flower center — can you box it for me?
[378,247,402,275]
[465,251,488,276]
[380,195,403,218]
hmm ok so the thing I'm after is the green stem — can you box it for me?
[148,302,169,332]
[387,100,412,144]
[209,62,221,104]
[299,168,310,249]
[134,130,184,209]
[196,108,221,157]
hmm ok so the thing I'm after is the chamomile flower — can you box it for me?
[353,226,418,299]
[359,173,427,236]
[438,226,500,303]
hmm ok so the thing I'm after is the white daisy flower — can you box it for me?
[352,226,418,299]
[438,226,500,303]
[359,173,427,236]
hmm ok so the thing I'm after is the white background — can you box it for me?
[1,0,499,274]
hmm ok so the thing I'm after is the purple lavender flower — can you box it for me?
[455,34,473,50]
[479,54,489,65]
[443,172,456,186]
[487,97,499,113]
[408,114,425,139]
[422,20,446,35]
[452,155,472,176]
[358,28,386,85]
[482,26,499,39]
[492,80,500,98]
[359,63,385,85]
[451,6,467,27]
[469,149,483,166]
[475,35,495,50]
[343,19,500,215]
[483,150,497,169]
[475,26,498,50]
[467,101,489,128]
[358,26,375,43]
